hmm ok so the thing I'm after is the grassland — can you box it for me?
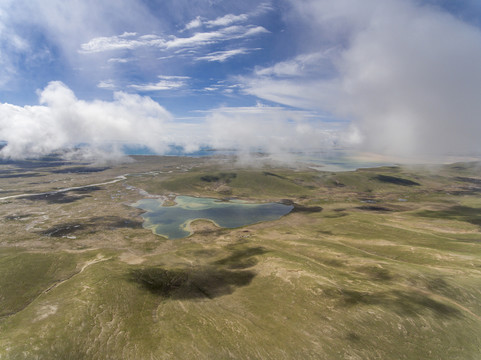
[0,156,480,359]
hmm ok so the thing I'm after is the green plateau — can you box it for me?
[0,155,480,359]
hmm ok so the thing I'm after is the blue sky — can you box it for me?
[1,0,481,161]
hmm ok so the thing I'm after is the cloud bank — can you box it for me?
[206,105,339,154]
[0,82,339,161]
[242,0,481,158]
[0,81,174,160]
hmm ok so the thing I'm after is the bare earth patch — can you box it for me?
[119,252,146,265]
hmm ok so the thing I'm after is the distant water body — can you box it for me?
[133,196,293,239]
[124,146,394,172]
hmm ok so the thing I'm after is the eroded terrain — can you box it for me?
[1,156,480,359]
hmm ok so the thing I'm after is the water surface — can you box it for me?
[133,196,293,239]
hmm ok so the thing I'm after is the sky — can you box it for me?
[1,0,481,162]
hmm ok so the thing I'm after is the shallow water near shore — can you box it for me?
[133,196,293,239]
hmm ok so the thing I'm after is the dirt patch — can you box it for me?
[119,252,146,265]
[35,304,58,321]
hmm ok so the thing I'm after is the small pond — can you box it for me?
[133,196,293,239]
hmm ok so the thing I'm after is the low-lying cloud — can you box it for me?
[206,105,339,154]
[243,0,481,158]
[0,82,339,162]
[0,81,174,160]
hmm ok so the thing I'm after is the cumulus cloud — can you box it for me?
[0,81,177,160]
[242,0,481,158]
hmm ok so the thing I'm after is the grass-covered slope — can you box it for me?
[0,158,480,359]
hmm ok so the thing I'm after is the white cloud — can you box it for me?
[0,0,166,92]
[195,48,259,62]
[183,3,271,31]
[255,50,335,77]
[205,13,249,28]
[128,82,182,91]
[80,25,268,54]
[0,82,342,161]
[184,13,249,31]
[167,25,268,49]
[0,81,176,159]
[108,57,131,63]
[80,32,160,53]
[0,2,31,87]
[185,16,203,30]
[251,2,274,16]
[242,0,481,158]
[158,75,190,80]
[97,79,116,89]
[206,104,339,154]
[128,75,189,91]
[242,77,331,110]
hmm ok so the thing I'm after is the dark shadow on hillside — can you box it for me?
[416,206,481,228]
[445,162,481,171]
[291,205,323,213]
[263,172,287,180]
[129,266,255,299]
[356,266,393,281]
[448,187,481,196]
[39,216,143,237]
[374,175,420,186]
[279,199,322,213]
[90,216,144,230]
[201,172,237,183]
[40,223,87,237]
[71,186,102,193]
[0,172,44,178]
[356,205,393,212]
[4,214,32,221]
[213,246,267,269]
[455,177,481,185]
[323,213,348,218]
[24,192,90,204]
[324,287,460,318]
[129,245,266,299]
[24,186,102,203]
[50,166,110,174]
[0,156,71,169]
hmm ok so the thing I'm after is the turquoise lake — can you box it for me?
[133,196,293,239]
